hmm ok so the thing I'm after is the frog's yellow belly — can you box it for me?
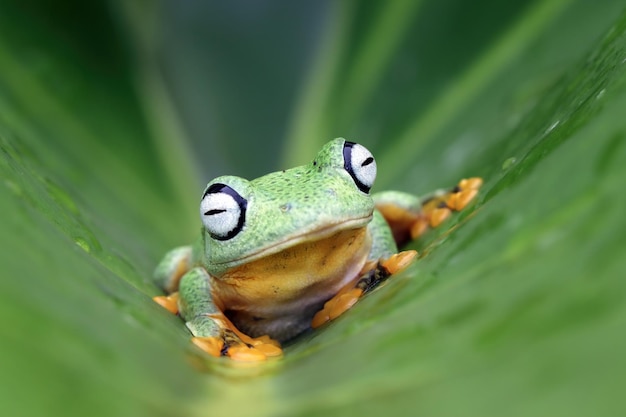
[211,227,371,341]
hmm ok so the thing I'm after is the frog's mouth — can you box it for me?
[216,213,373,267]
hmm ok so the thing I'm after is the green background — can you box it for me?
[1,1,625,416]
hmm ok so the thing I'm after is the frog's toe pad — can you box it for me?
[249,334,281,348]
[447,177,482,211]
[409,218,430,240]
[192,336,224,357]
[227,345,269,362]
[311,288,364,328]
[430,207,452,227]
[459,177,483,191]
[193,336,282,362]
[225,339,283,362]
[244,334,283,358]
[381,250,418,274]
[153,293,180,314]
[447,189,478,211]
[252,342,283,357]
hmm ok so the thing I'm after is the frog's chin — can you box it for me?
[217,214,373,268]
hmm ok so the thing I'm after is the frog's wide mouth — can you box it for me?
[215,213,373,267]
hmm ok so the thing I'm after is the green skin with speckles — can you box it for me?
[154,138,424,344]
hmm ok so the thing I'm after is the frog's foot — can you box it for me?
[223,329,283,362]
[192,331,282,362]
[188,314,282,362]
[446,177,483,211]
[153,292,180,314]
[191,336,224,357]
[311,251,416,329]
[414,177,483,237]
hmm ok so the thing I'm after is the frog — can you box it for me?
[152,138,482,362]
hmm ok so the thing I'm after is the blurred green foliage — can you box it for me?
[1,1,625,416]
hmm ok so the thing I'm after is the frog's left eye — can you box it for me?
[200,183,247,241]
[343,141,377,193]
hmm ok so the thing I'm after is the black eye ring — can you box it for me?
[201,183,247,241]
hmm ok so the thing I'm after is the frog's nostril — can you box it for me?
[279,203,292,212]
[325,188,337,198]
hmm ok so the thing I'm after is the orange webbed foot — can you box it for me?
[191,315,283,362]
[226,345,270,362]
[240,334,283,358]
[192,336,224,357]
[446,177,483,211]
[380,250,418,274]
[420,177,483,229]
[193,334,282,362]
[224,334,283,362]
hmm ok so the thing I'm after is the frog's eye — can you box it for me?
[200,183,247,241]
[343,141,377,193]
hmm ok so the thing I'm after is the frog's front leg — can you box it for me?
[152,246,192,313]
[178,267,282,361]
[374,177,482,246]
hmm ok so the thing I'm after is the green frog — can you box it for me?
[153,138,481,361]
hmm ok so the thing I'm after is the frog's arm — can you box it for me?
[153,246,193,292]
[152,246,281,361]
[178,267,282,361]
[152,246,192,313]
[373,177,482,247]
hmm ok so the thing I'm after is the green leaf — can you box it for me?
[1,1,626,417]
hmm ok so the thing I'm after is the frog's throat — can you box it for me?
[213,214,373,269]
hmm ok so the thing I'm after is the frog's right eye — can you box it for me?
[200,183,247,241]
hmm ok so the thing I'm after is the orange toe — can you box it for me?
[312,287,364,328]
[452,189,478,210]
[459,177,483,191]
[228,345,267,362]
[311,310,329,329]
[446,177,483,210]
[192,336,223,357]
[329,288,363,320]
[382,250,418,274]
[254,343,283,357]
[249,335,281,348]
[153,293,179,314]
[409,217,429,239]
[430,207,451,227]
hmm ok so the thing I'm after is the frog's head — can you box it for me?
[199,138,377,276]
